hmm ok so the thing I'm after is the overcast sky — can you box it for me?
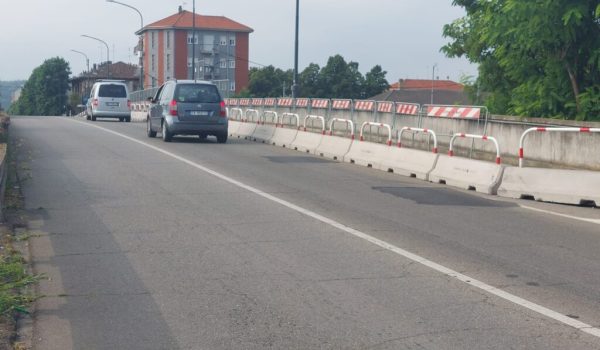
[0,0,477,83]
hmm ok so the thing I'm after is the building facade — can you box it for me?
[137,8,253,96]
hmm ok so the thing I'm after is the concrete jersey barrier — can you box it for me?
[381,148,439,181]
[315,134,353,161]
[235,121,257,139]
[251,123,276,143]
[343,140,391,169]
[270,126,299,148]
[498,167,600,206]
[290,130,324,153]
[428,155,505,194]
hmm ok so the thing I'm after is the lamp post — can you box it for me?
[82,34,110,78]
[70,49,90,72]
[430,63,437,105]
[192,0,196,80]
[106,0,144,89]
[291,0,300,98]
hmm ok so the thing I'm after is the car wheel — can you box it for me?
[162,121,172,142]
[147,118,157,138]
[125,116,131,123]
[216,132,228,144]
[86,114,90,120]
[91,114,96,121]
[119,117,124,122]
[198,133,207,141]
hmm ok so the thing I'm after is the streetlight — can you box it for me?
[70,49,89,72]
[82,34,110,78]
[292,0,300,98]
[430,63,437,105]
[106,0,144,89]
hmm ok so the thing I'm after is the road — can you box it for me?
[11,116,600,349]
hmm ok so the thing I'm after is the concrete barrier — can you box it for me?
[290,130,324,153]
[498,167,600,206]
[235,121,257,139]
[270,113,299,148]
[250,111,277,143]
[429,155,505,194]
[315,118,355,161]
[131,111,146,122]
[291,115,326,153]
[228,120,242,136]
[382,148,439,181]
[343,140,391,169]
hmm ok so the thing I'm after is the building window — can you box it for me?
[229,37,236,46]
[229,60,236,68]
[151,32,155,48]
[187,35,198,44]
[166,31,171,49]
[166,54,171,71]
[220,59,227,68]
[220,36,227,45]
[230,82,236,92]
[151,54,155,71]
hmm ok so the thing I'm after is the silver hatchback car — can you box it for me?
[87,80,131,122]
[146,80,228,143]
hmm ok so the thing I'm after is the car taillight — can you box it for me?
[92,99,98,107]
[219,100,226,117]
[169,99,178,116]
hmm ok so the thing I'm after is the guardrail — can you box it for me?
[229,108,243,121]
[518,127,600,167]
[360,122,392,146]
[449,133,501,164]
[398,127,438,153]
[329,118,355,139]
[244,109,260,123]
[279,113,300,128]
[303,115,326,134]
[261,111,278,125]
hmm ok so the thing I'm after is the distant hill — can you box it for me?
[0,80,25,111]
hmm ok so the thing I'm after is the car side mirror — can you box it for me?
[147,96,154,103]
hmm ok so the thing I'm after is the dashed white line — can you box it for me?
[70,118,600,339]
[520,204,600,226]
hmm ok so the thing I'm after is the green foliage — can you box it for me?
[247,55,389,99]
[9,57,71,116]
[0,253,40,315]
[443,0,600,120]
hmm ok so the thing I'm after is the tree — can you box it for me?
[247,66,293,97]
[442,0,600,120]
[9,57,71,116]
[363,65,389,99]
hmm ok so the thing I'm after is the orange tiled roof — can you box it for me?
[139,10,253,33]
[390,79,464,91]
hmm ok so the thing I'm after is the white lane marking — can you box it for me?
[520,204,600,226]
[70,118,600,339]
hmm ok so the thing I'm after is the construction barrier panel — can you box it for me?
[428,133,504,194]
[343,122,392,169]
[290,115,326,153]
[251,111,278,143]
[228,108,244,136]
[315,118,355,161]
[381,127,439,180]
[270,113,299,148]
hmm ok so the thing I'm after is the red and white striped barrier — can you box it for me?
[519,127,600,167]
[332,99,351,110]
[449,133,501,164]
[311,99,329,109]
[360,122,392,146]
[396,103,420,116]
[239,98,250,106]
[277,98,293,107]
[251,98,264,106]
[426,105,482,119]
[354,100,375,111]
[377,102,394,113]
[264,98,276,106]
[398,127,438,153]
[295,98,309,108]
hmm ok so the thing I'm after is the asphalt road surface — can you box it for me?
[11,116,600,349]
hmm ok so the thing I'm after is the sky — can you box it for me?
[0,0,478,83]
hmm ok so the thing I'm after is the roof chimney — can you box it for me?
[178,5,183,13]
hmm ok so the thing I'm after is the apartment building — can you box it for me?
[137,7,253,95]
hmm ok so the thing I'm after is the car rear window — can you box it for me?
[98,84,127,98]
[174,84,221,103]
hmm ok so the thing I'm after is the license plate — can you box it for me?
[190,111,209,116]
[106,102,119,106]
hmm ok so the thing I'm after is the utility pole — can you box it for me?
[192,0,196,80]
[430,63,437,105]
[291,0,300,98]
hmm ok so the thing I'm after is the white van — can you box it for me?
[87,80,131,122]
